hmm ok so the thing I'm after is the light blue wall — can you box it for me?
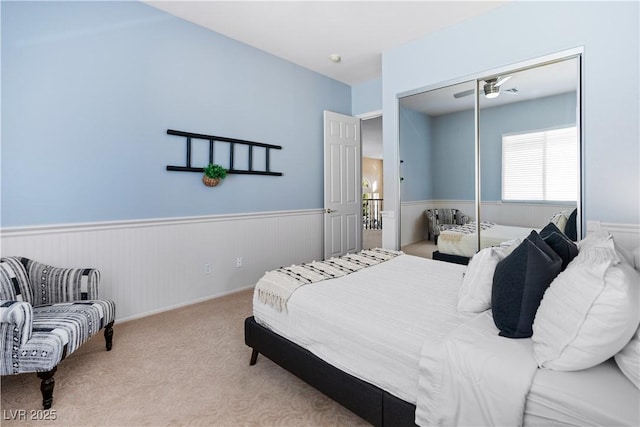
[431,110,475,200]
[352,77,382,116]
[383,1,639,245]
[1,1,351,227]
[399,107,432,201]
[479,92,576,201]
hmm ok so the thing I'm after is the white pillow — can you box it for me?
[615,326,640,389]
[498,238,523,256]
[616,244,635,266]
[549,211,569,232]
[532,240,640,371]
[577,230,616,250]
[581,230,638,270]
[458,246,508,313]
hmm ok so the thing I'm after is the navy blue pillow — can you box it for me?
[527,229,561,261]
[540,222,563,239]
[492,233,562,338]
[564,208,578,241]
[540,223,578,269]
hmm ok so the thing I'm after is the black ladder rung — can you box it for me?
[166,129,283,177]
[227,169,283,176]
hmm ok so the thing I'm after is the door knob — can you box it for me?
[326,209,337,214]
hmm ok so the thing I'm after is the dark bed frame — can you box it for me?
[431,250,470,265]
[244,316,418,427]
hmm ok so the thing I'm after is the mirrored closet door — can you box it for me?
[398,52,582,256]
[399,81,475,247]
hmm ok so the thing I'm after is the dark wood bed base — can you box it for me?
[244,316,417,427]
[431,250,470,265]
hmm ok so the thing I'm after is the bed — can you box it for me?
[432,208,578,264]
[245,238,640,427]
[433,222,534,262]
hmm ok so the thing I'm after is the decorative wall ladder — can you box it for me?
[165,129,283,176]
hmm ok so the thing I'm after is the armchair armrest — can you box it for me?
[0,300,33,349]
[458,214,471,225]
[425,210,437,240]
[19,258,101,306]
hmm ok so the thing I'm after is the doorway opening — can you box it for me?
[361,114,383,249]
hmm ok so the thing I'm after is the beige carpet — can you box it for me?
[401,240,436,259]
[1,289,369,426]
[362,229,382,250]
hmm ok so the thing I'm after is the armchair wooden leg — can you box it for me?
[104,321,114,351]
[249,349,259,366]
[37,367,57,409]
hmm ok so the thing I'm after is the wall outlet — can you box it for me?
[204,263,212,274]
[236,257,243,268]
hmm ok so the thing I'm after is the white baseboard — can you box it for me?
[116,284,256,324]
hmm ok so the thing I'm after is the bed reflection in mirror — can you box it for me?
[399,55,581,261]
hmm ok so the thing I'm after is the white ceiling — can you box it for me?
[143,0,509,86]
[400,57,579,116]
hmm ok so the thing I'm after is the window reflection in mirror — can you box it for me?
[479,57,579,242]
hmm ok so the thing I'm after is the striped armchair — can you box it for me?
[0,256,115,409]
[425,209,471,243]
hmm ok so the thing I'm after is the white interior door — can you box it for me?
[323,110,362,259]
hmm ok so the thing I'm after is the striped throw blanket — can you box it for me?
[255,248,403,312]
[438,221,495,243]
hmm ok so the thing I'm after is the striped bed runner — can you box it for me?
[255,248,403,312]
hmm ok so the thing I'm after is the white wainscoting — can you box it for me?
[587,221,640,252]
[401,200,574,246]
[401,200,476,246]
[399,201,434,246]
[0,210,324,321]
[479,201,575,228]
[401,200,640,252]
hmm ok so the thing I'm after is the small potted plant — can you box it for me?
[202,163,228,187]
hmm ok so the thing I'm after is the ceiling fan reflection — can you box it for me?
[453,75,518,99]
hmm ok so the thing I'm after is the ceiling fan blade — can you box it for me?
[494,75,512,87]
[453,89,474,99]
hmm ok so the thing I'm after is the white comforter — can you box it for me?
[416,311,539,426]
[254,253,639,427]
[438,223,536,257]
[254,254,471,404]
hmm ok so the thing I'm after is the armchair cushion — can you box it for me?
[14,300,116,373]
